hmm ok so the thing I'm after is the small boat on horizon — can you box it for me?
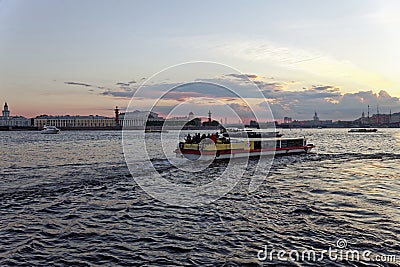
[41,125,60,134]
[144,128,168,133]
[348,128,378,133]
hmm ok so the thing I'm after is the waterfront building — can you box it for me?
[360,111,369,125]
[114,106,120,125]
[0,102,31,127]
[283,117,292,124]
[370,114,390,125]
[280,112,332,128]
[354,111,370,126]
[119,110,164,128]
[164,112,196,127]
[2,102,9,117]
[34,115,116,129]
[313,112,319,124]
[389,112,400,125]
[165,117,189,126]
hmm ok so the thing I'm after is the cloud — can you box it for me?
[116,80,136,87]
[258,88,400,120]
[64,81,92,87]
[254,81,284,91]
[101,90,135,98]
[311,85,340,91]
[64,79,139,98]
[66,74,399,121]
[228,103,255,119]
[116,82,130,87]
[225,73,260,80]
[173,82,238,98]
[64,81,116,91]
[116,80,263,100]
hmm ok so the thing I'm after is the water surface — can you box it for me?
[1,129,399,266]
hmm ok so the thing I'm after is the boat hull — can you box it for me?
[177,146,314,161]
[349,128,378,133]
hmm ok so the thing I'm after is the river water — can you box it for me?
[0,129,399,266]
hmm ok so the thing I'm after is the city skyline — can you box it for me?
[1,0,400,119]
[1,100,399,125]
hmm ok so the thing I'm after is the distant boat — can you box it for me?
[41,125,60,134]
[348,128,378,133]
[144,128,168,133]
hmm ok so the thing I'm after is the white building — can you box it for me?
[34,115,115,129]
[119,110,164,128]
[0,102,31,127]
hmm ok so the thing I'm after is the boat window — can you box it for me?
[281,139,304,148]
[254,141,261,149]
[261,140,275,148]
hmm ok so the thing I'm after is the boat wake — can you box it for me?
[304,152,400,161]
[148,151,400,167]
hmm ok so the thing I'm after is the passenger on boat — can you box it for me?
[185,132,230,145]
[210,133,217,143]
[185,133,192,143]
[193,133,200,143]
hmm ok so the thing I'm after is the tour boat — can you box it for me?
[176,133,314,160]
[41,125,60,134]
[348,128,378,133]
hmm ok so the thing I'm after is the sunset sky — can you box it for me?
[0,0,399,120]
